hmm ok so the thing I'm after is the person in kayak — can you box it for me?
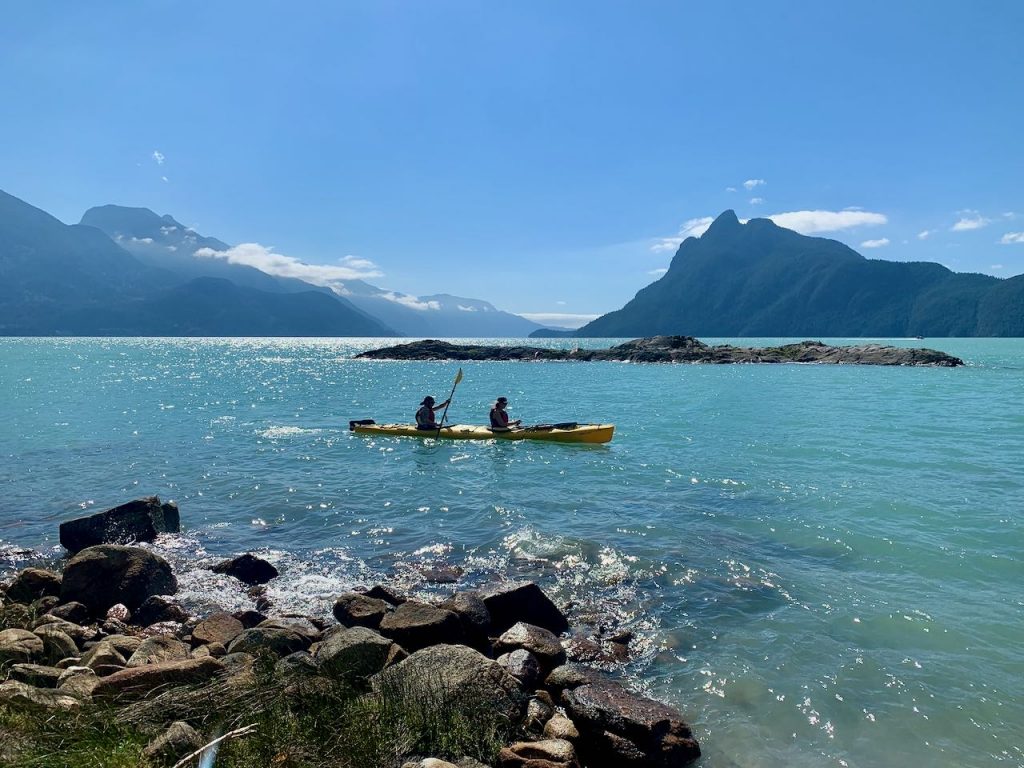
[415,395,450,430]
[489,396,521,430]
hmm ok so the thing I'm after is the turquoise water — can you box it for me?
[1,337,1022,768]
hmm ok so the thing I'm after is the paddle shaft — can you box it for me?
[436,370,462,436]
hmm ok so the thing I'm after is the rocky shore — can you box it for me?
[0,497,700,768]
[356,336,964,366]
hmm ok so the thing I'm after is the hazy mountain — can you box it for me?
[577,210,1024,337]
[0,190,395,336]
[338,281,548,337]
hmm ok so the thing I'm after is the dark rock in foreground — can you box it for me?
[357,336,964,366]
[211,553,279,585]
[59,496,180,554]
[60,545,178,615]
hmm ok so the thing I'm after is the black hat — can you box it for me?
[496,396,508,404]
[421,396,435,405]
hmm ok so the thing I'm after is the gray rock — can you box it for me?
[46,601,90,624]
[0,628,44,666]
[81,640,128,673]
[59,496,180,554]
[232,609,267,628]
[496,649,541,688]
[60,544,177,614]
[402,760,461,768]
[363,584,406,605]
[315,626,396,685]
[93,656,225,701]
[524,692,555,734]
[378,601,464,652]
[32,627,79,665]
[211,553,278,585]
[276,650,319,678]
[34,615,93,645]
[56,666,99,699]
[5,568,62,604]
[226,627,310,657]
[333,592,391,629]
[106,603,131,622]
[143,720,205,763]
[126,635,191,667]
[193,612,244,647]
[544,714,580,741]
[132,595,190,626]
[495,622,566,668]
[440,591,491,648]
[497,738,579,767]
[480,581,569,635]
[257,617,321,644]
[544,663,606,695]
[373,644,526,726]
[562,681,700,766]
[0,680,81,711]
[8,663,63,688]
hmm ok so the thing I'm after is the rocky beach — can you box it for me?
[355,336,964,366]
[1,497,699,767]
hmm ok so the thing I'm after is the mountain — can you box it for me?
[0,190,395,336]
[337,280,548,337]
[576,210,1024,337]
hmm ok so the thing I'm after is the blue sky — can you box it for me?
[2,1,1022,327]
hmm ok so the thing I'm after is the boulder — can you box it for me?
[257,617,321,644]
[525,692,555,733]
[132,595,190,626]
[46,601,90,624]
[32,627,78,665]
[495,623,566,669]
[192,612,244,647]
[8,663,63,688]
[498,739,579,768]
[32,616,94,646]
[93,656,224,701]
[372,644,526,726]
[419,563,464,584]
[57,666,100,699]
[378,601,464,652]
[440,591,491,648]
[0,680,81,711]
[143,720,205,764]
[60,544,177,614]
[126,635,191,667]
[480,582,568,635]
[0,628,44,666]
[81,640,128,673]
[275,651,320,678]
[226,627,310,657]
[562,681,700,766]
[106,603,131,622]
[544,714,580,741]
[402,760,460,768]
[315,626,396,685]
[211,553,278,585]
[363,584,406,605]
[544,663,606,696]
[58,496,180,554]
[497,649,541,688]
[333,592,391,629]
[31,595,61,615]
[233,609,268,628]
[5,568,62,604]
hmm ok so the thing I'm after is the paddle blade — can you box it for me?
[454,367,464,385]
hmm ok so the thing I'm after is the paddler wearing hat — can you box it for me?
[489,396,521,431]
[415,395,451,430]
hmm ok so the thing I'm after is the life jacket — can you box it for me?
[416,405,436,426]
[490,407,509,428]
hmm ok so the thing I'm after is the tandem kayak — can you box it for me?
[349,420,614,444]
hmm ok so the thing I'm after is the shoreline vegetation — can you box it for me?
[356,336,964,366]
[0,497,699,768]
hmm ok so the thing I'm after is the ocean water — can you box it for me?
[1,336,1022,768]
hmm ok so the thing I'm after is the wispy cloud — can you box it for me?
[161,176,168,183]
[648,267,669,276]
[518,312,600,329]
[991,264,1004,270]
[743,179,765,190]
[152,150,165,165]
[917,230,933,240]
[999,232,1024,244]
[749,197,764,205]
[951,210,991,231]
[378,292,441,311]
[651,216,714,252]
[194,243,384,290]
[767,209,887,234]
[860,238,890,249]
[725,186,737,193]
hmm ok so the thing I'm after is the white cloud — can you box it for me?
[991,264,1004,270]
[725,186,737,193]
[161,176,168,183]
[556,300,567,306]
[648,267,669,276]
[456,305,478,312]
[651,216,714,252]
[917,230,933,240]
[152,150,165,165]
[860,238,890,249]
[379,292,441,311]
[767,209,887,234]
[160,225,178,235]
[743,179,765,190]
[951,210,991,231]
[194,243,384,290]
[518,312,600,329]
[749,197,764,205]
[999,232,1024,244]
[129,236,154,245]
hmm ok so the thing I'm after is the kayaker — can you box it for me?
[489,396,521,430]
[415,395,450,430]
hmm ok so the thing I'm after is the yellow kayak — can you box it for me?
[349,420,614,444]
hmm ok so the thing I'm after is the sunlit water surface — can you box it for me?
[1,336,1022,768]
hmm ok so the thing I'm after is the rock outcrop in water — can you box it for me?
[0,499,701,767]
[357,335,964,366]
